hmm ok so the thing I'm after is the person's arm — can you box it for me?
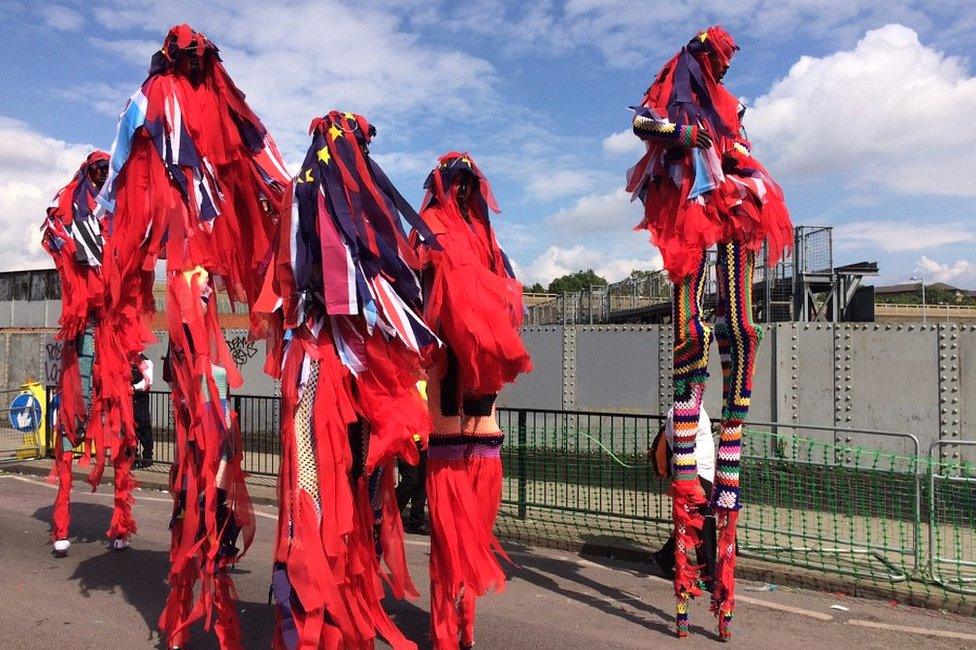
[631,106,712,149]
[133,359,153,392]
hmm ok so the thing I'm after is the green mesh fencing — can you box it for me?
[494,409,976,610]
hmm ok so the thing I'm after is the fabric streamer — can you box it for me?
[96,24,288,649]
[255,110,433,650]
[41,150,138,553]
[413,153,532,649]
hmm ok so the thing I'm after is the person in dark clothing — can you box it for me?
[650,408,717,588]
[131,353,153,468]
[396,433,429,534]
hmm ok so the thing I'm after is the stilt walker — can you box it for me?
[256,111,434,649]
[96,25,289,649]
[626,26,792,639]
[41,150,138,555]
[414,153,532,649]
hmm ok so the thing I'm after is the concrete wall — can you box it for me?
[496,323,976,461]
[4,323,974,460]
[23,329,276,397]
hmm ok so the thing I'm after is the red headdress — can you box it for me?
[641,25,741,140]
[420,152,500,216]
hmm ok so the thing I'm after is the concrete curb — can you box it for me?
[0,459,280,507]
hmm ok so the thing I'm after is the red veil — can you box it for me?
[417,152,531,400]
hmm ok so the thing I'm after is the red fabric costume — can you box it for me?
[626,26,792,282]
[414,153,532,649]
[256,111,434,650]
[41,150,138,550]
[96,25,289,649]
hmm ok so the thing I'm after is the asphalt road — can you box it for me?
[1,472,974,649]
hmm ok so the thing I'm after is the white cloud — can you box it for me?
[403,1,976,69]
[521,244,662,287]
[834,220,975,252]
[524,170,594,201]
[915,256,976,286]
[749,24,976,197]
[547,188,640,234]
[85,1,500,160]
[39,5,84,31]
[602,129,644,156]
[504,187,659,286]
[0,117,94,271]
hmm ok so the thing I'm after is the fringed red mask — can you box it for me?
[420,152,500,216]
[686,25,739,78]
[82,150,110,187]
[149,24,220,83]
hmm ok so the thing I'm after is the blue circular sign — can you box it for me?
[9,392,41,433]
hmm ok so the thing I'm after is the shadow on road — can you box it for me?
[33,502,115,545]
[386,586,432,650]
[508,544,722,642]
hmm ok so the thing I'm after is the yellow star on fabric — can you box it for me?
[459,156,471,167]
[343,112,356,120]
[316,146,331,164]
[304,168,314,182]
[328,123,344,140]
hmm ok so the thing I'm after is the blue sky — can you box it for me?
[1,0,975,288]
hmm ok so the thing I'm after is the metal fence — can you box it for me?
[493,408,975,608]
[28,388,975,607]
[145,390,281,476]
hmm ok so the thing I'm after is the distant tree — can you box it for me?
[547,269,609,294]
[524,282,546,293]
[628,268,659,280]
[885,286,976,306]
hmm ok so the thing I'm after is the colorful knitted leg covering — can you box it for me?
[670,255,712,635]
[711,242,761,638]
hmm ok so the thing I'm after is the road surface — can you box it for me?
[1,472,974,649]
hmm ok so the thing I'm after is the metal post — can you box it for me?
[922,281,927,324]
[588,285,594,325]
[44,384,54,457]
[517,409,528,519]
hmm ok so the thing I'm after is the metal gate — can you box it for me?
[928,440,976,594]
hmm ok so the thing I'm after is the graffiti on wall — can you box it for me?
[226,335,259,370]
[44,339,62,386]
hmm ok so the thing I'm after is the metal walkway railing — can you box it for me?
[28,387,975,607]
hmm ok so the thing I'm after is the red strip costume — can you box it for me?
[256,111,435,650]
[96,25,289,649]
[626,27,792,639]
[414,153,532,649]
[41,150,137,554]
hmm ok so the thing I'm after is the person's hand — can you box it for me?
[679,125,712,149]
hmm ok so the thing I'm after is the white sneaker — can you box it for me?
[53,539,70,554]
[111,537,130,550]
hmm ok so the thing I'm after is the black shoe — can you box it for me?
[404,522,430,536]
[652,549,675,580]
